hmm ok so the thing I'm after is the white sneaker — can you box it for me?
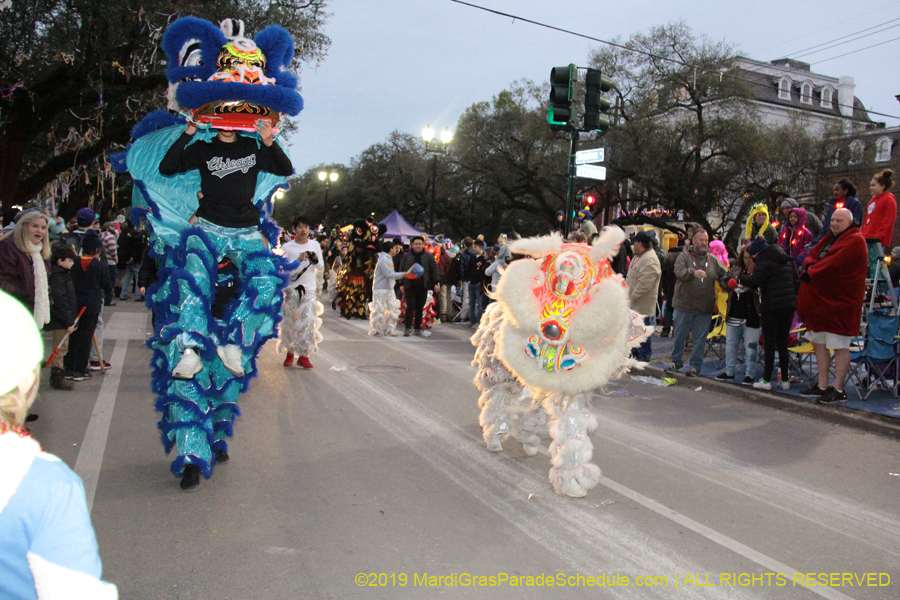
[172,349,202,380]
[420,330,432,337]
[780,381,791,390]
[217,344,245,378]
[752,380,772,390]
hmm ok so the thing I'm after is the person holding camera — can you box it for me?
[279,216,324,368]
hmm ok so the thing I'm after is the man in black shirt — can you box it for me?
[159,120,293,380]
[398,236,440,337]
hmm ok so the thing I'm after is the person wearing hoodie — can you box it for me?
[577,209,598,239]
[860,169,896,250]
[739,237,797,391]
[777,207,813,262]
[813,179,864,244]
[714,244,761,384]
[744,204,777,245]
[552,210,565,233]
[778,198,822,241]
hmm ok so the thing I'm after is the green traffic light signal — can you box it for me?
[584,68,614,133]
[548,64,576,130]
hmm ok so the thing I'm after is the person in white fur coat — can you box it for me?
[368,242,406,336]
[0,290,118,599]
[278,216,324,369]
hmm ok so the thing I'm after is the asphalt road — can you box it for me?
[29,302,900,599]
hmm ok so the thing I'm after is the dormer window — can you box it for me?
[821,86,834,109]
[876,137,892,162]
[778,77,792,100]
[800,82,813,105]
[849,140,864,165]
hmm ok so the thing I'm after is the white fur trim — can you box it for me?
[28,552,118,600]
[508,232,563,258]
[588,226,625,264]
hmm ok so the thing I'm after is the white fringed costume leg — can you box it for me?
[544,392,600,498]
[368,289,400,336]
[278,286,323,357]
[471,302,548,453]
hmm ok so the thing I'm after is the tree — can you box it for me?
[0,0,330,216]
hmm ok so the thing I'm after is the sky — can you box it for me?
[284,0,900,175]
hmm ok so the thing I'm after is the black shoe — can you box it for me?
[81,371,91,380]
[714,372,734,381]
[799,384,826,398]
[742,376,754,385]
[660,329,670,338]
[214,449,230,463]
[68,372,85,382]
[818,387,847,404]
[404,328,411,337]
[104,301,117,307]
[25,414,38,423]
[180,465,201,492]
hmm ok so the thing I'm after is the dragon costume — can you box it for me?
[336,219,377,319]
[113,17,302,486]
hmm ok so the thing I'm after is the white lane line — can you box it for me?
[597,476,856,600]
[74,340,127,513]
[313,347,747,600]
[315,344,862,600]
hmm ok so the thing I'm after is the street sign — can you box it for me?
[575,148,605,165]
[575,164,606,180]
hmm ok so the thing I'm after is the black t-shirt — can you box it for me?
[159,132,293,228]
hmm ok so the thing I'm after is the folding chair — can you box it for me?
[705,286,729,368]
[865,239,897,315]
[847,311,900,400]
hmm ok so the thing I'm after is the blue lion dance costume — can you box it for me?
[113,17,303,489]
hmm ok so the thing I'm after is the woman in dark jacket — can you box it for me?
[715,245,762,384]
[46,243,79,390]
[738,236,797,390]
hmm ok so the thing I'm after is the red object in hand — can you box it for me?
[728,278,739,290]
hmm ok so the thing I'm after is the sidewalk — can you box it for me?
[645,330,900,438]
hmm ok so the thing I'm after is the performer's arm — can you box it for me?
[159,124,200,176]
[255,120,293,176]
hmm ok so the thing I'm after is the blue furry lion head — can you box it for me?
[161,17,303,127]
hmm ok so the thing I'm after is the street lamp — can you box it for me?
[422,125,453,232]
[317,170,339,206]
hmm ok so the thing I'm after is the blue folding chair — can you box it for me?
[848,311,900,400]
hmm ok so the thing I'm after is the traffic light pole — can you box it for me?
[564,128,579,237]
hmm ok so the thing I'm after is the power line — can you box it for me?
[786,18,900,59]
[812,33,900,64]
[760,0,900,55]
[448,0,900,121]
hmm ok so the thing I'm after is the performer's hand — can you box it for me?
[186,122,197,135]
[256,119,274,146]
[140,287,146,296]
[67,325,76,334]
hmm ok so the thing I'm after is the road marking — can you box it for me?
[74,340,127,513]
[314,343,860,600]
[597,476,855,600]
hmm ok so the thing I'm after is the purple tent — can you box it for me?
[379,210,425,241]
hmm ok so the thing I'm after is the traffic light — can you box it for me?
[583,68,613,132]
[584,194,596,209]
[548,64,576,131]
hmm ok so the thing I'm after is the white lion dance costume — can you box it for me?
[473,229,650,497]
[279,287,323,358]
[368,290,400,336]
[111,17,303,486]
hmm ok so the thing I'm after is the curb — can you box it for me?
[642,365,900,441]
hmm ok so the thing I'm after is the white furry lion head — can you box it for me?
[496,227,646,394]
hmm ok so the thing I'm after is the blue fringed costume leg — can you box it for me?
[148,222,289,477]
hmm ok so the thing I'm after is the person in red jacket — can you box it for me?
[796,208,868,403]
[777,207,813,262]
[860,169,896,250]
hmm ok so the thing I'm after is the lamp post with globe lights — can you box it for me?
[317,170,339,206]
[422,125,452,232]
